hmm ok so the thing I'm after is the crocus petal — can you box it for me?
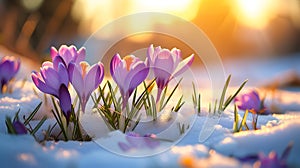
[51,45,86,67]
[153,50,174,78]
[171,47,181,66]
[85,62,104,94]
[147,44,155,65]
[0,56,20,82]
[50,47,58,60]
[153,52,174,90]
[40,67,61,91]
[110,53,122,77]
[110,54,149,107]
[68,63,84,96]
[83,62,104,111]
[112,59,128,93]
[42,61,53,68]
[0,60,14,82]
[234,90,262,112]
[126,63,149,96]
[61,47,73,65]
[31,71,57,96]
[12,120,27,134]
[69,45,78,58]
[58,45,68,56]
[76,47,86,64]
[32,57,69,98]
[13,58,21,74]
[58,84,72,122]
[53,56,66,71]
[172,54,194,78]
[57,62,69,87]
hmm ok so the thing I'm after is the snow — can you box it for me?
[0,54,300,167]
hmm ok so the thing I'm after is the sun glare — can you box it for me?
[72,0,201,37]
[132,0,200,21]
[234,0,278,29]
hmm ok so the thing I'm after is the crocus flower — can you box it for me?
[12,120,27,134]
[234,90,266,130]
[110,54,149,108]
[254,142,293,168]
[147,44,194,101]
[68,61,104,112]
[58,84,72,123]
[0,56,20,93]
[31,56,69,98]
[234,90,265,114]
[118,132,160,152]
[50,45,85,67]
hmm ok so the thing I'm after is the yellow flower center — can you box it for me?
[123,55,134,71]
[80,62,89,78]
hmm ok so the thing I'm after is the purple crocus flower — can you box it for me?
[147,44,194,101]
[234,90,264,114]
[110,54,149,108]
[68,61,104,112]
[50,45,85,67]
[0,56,20,93]
[31,56,69,98]
[255,143,292,168]
[239,143,292,168]
[234,90,267,129]
[12,120,27,134]
[58,84,72,122]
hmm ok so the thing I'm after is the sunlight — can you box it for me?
[71,0,201,37]
[233,0,278,29]
[131,0,200,21]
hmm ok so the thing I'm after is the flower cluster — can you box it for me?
[0,56,20,93]
[111,44,194,108]
[98,44,194,132]
[31,44,193,139]
[32,45,104,123]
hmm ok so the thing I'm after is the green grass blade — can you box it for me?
[197,94,201,114]
[174,95,185,112]
[213,99,218,114]
[143,81,152,115]
[132,88,138,106]
[51,98,68,140]
[159,86,168,110]
[223,79,248,111]
[233,105,239,132]
[192,82,197,107]
[218,75,231,111]
[5,116,16,134]
[134,78,156,106]
[131,114,142,131]
[161,78,182,110]
[24,102,42,126]
[239,109,249,131]
[31,116,47,135]
[107,81,119,111]
[151,95,157,119]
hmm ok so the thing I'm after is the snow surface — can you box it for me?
[0,55,300,167]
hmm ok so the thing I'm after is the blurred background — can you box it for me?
[0,0,300,62]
